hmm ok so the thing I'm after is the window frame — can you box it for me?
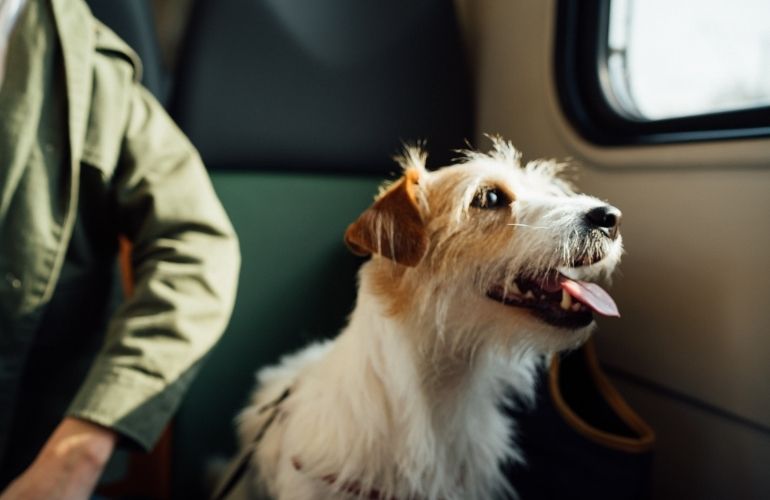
[554,0,770,146]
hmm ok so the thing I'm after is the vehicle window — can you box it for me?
[607,0,770,120]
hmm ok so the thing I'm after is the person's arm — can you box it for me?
[0,418,116,499]
[4,64,238,500]
[61,80,240,450]
[2,89,238,496]
[3,12,238,499]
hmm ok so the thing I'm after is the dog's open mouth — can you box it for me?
[487,272,619,329]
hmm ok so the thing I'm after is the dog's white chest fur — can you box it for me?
[235,139,623,500]
[239,280,540,500]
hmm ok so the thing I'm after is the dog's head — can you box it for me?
[345,138,623,354]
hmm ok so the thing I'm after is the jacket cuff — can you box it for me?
[66,366,187,451]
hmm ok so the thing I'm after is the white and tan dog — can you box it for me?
[234,138,623,500]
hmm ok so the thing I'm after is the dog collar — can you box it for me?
[291,456,407,500]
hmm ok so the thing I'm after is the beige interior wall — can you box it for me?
[463,0,770,497]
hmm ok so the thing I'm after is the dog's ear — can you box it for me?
[345,169,427,267]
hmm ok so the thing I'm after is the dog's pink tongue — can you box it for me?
[559,277,620,317]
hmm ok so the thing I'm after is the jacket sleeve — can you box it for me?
[66,80,241,451]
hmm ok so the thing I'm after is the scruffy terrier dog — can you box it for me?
[232,138,623,500]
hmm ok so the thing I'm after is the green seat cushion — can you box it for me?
[171,172,381,498]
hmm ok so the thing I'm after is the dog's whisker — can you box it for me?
[506,223,550,230]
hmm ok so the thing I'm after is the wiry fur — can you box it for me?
[235,138,623,500]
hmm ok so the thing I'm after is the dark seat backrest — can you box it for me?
[171,0,472,172]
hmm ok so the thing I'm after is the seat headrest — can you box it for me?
[171,0,473,172]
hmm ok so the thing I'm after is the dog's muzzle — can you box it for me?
[487,205,623,329]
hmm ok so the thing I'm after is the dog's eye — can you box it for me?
[471,188,510,209]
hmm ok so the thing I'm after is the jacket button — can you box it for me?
[5,273,21,289]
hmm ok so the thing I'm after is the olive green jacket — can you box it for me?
[0,0,240,470]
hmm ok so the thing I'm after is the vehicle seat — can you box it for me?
[169,0,473,496]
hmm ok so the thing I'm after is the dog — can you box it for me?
[230,138,623,500]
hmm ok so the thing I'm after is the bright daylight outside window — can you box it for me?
[606,0,770,120]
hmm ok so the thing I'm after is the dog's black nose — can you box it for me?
[585,205,622,239]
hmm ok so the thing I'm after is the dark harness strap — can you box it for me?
[210,387,292,500]
[211,385,430,500]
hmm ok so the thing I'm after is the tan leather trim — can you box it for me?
[118,236,134,297]
[549,339,656,453]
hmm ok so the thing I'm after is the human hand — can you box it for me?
[0,417,116,500]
